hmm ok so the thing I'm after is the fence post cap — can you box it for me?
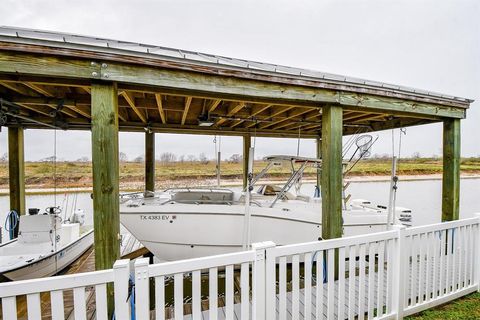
[134,257,150,267]
[252,241,276,250]
[113,259,130,269]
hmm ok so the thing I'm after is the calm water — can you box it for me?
[1,178,479,243]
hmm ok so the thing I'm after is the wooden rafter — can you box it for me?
[24,82,54,97]
[155,93,166,124]
[348,113,386,123]
[262,108,313,129]
[215,101,246,126]
[245,105,294,128]
[181,96,193,125]
[230,103,272,128]
[274,110,321,131]
[208,99,222,113]
[121,91,147,123]
[0,81,37,96]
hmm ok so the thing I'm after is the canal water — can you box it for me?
[0,178,478,306]
[1,178,479,243]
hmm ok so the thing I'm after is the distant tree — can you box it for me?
[186,154,197,162]
[199,152,209,164]
[76,156,90,162]
[228,154,242,163]
[119,152,128,163]
[412,152,421,159]
[0,152,7,162]
[178,155,185,163]
[133,155,144,163]
[40,156,57,162]
[159,152,176,164]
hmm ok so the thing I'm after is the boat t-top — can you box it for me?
[120,155,412,262]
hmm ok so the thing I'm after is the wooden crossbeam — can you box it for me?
[155,94,167,124]
[121,91,147,123]
[215,101,246,126]
[348,114,386,123]
[278,110,322,131]
[17,103,52,117]
[65,105,91,119]
[181,96,192,125]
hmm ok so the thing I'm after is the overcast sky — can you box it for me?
[1,0,479,161]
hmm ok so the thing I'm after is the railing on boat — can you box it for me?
[1,214,479,319]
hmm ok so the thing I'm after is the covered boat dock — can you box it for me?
[0,26,472,306]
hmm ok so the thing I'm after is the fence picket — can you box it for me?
[240,262,249,320]
[174,273,184,320]
[192,270,201,320]
[337,247,345,320]
[27,293,41,319]
[135,258,150,320]
[316,250,324,320]
[279,256,287,320]
[367,242,376,319]
[377,240,385,317]
[2,296,17,320]
[348,245,356,319]
[155,276,165,320]
[304,252,312,320]
[292,254,300,320]
[95,283,108,320]
[327,249,335,319]
[358,244,366,320]
[73,287,87,320]
[209,268,218,320]
[50,290,64,320]
[418,233,425,304]
[226,264,234,320]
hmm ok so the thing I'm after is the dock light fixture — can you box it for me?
[198,113,215,127]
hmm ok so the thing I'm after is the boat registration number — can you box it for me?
[140,215,176,221]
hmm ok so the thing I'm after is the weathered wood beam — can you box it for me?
[121,91,147,123]
[65,105,91,118]
[442,119,460,221]
[243,134,251,189]
[145,131,155,192]
[0,51,468,118]
[321,105,343,240]
[8,127,25,237]
[91,82,120,314]
[155,93,166,124]
[181,96,192,125]
[216,101,246,126]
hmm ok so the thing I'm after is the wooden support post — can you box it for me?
[91,82,120,315]
[8,127,25,238]
[321,106,343,240]
[243,134,251,189]
[145,131,155,192]
[442,119,461,221]
[316,136,322,189]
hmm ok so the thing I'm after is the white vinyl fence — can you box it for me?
[1,215,479,320]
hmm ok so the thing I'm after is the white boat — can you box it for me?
[120,156,412,262]
[0,208,93,281]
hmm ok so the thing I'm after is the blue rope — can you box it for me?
[4,210,19,240]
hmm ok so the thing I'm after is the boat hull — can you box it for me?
[1,230,94,281]
[120,204,389,261]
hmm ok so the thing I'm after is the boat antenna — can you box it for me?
[386,128,406,229]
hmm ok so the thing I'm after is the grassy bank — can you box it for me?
[406,291,480,319]
[0,157,478,190]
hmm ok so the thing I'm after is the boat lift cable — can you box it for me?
[387,128,406,229]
